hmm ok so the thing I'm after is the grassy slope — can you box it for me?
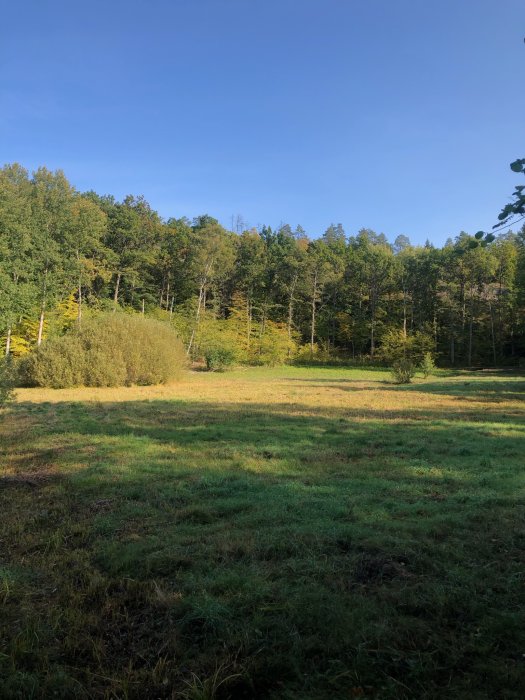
[1,367,524,699]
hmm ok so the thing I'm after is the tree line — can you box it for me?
[1,162,524,366]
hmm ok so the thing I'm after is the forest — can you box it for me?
[1,162,524,369]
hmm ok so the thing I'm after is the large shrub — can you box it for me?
[23,314,187,388]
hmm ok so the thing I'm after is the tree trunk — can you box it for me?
[468,296,474,366]
[5,327,11,357]
[287,274,298,342]
[402,287,407,339]
[288,295,294,342]
[37,269,48,346]
[370,299,376,359]
[258,304,267,357]
[468,317,473,366]
[165,277,170,310]
[37,307,45,346]
[489,301,497,366]
[113,272,121,310]
[76,249,82,326]
[287,274,297,358]
[78,277,82,326]
[310,270,317,357]
[186,280,207,356]
[247,297,252,351]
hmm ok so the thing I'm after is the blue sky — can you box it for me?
[1,0,524,245]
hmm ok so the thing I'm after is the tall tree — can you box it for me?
[186,221,235,355]
[30,168,77,345]
[0,164,35,354]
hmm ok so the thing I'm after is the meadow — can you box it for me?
[1,367,524,699]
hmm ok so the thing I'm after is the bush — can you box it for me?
[420,352,436,378]
[0,357,16,406]
[22,314,187,388]
[204,346,236,371]
[392,358,416,384]
[378,328,434,367]
[248,321,296,366]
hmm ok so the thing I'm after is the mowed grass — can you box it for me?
[1,367,524,699]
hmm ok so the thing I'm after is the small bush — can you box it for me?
[204,346,236,371]
[392,359,416,384]
[0,357,16,406]
[22,314,187,388]
[420,352,436,378]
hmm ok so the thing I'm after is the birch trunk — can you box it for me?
[113,272,121,310]
[5,327,11,356]
[186,278,207,356]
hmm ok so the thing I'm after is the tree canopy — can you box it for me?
[1,163,525,367]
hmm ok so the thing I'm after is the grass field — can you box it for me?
[1,367,524,699]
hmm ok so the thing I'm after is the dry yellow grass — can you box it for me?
[14,365,524,420]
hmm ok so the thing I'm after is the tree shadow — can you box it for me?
[1,396,524,698]
[384,378,525,403]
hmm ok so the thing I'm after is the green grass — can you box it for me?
[1,367,524,698]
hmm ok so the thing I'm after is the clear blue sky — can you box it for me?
[2,0,524,245]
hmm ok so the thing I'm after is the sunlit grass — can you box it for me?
[1,367,524,698]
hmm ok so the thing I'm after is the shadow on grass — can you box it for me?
[1,395,524,698]
[384,378,525,402]
[280,371,525,404]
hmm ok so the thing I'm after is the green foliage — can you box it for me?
[378,328,434,366]
[194,313,239,368]
[0,358,16,406]
[294,341,340,365]
[494,158,525,228]
[251,321,296,366]
[391,358,416,383]
[420,351,436,377]
[196,301,296,368]
[204,346,236,371]
[2,162,525,370]
[21,334,85,389]
[22,314,186,388]
[295,342,325,364]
